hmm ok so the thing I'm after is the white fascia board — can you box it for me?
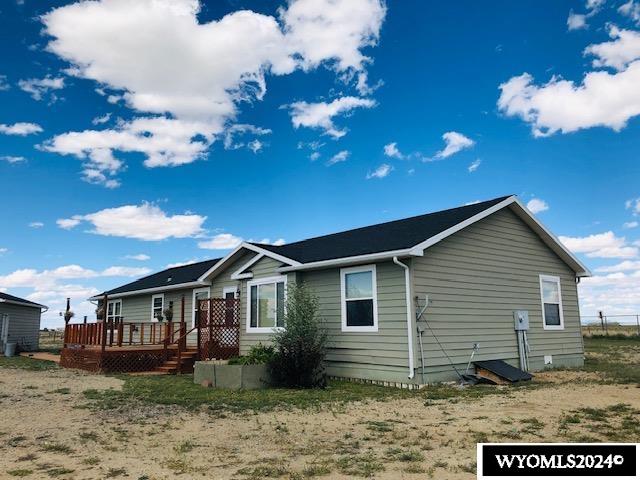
[510,198,591,277]
[198,243,300,282]
[0,299,47,309]
[230,253,264,280]
[408,196,517,256]
[278,248,419,273]
[88,281,208,301]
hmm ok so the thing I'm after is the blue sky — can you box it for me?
[1,0,640,327]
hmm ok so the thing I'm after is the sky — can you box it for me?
[1,0,640,328]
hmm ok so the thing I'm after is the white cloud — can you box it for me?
[309,151,321,161]
[57,203,206,241]
[559,231,639,258]
[0,75,10,91]
[222,124,271,152]
[101,266,151,277]
[165,259,198,269]
[366,163,392,179]
[41,0,385,185]
[18,76,65,101]
[498,27,640,137]
[619,0,640,24]
[28,222,44,228]
[124,254,150,261]
[433,131,475,159]
[526,198,549,214]
[579,269,640,316]
[250,238,286,246]
[623,221,639,229]
[0,248,7,254]
[383,142,405,159]
[626,197,640,215]
[465,200,481,206]
[0,122,43,136]
[595,260,640,273]
[468,158,481,172]
[585,26,640,71]
[567,12,588,30]
[92,113,112,125]
[198,233,243,250]
[0,156,26,164]
[326,150,350,166]
[287,96,375,138]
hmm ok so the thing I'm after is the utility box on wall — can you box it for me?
[513,310,529,331]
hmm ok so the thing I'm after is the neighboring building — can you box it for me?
[0,292,47,352]
[90,195,590,384]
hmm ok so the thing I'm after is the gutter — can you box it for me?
[88,280,209,301]
[278,248,423,273]
[393,256,415,380]
[0,299,47,310]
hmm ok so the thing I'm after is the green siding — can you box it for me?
[116,288,195,325]
[412,206,584,382]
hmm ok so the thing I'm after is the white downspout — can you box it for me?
[393,256,415,380]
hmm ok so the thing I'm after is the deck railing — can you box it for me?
[64,320,185,348]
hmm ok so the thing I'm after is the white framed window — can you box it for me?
[151,294,164,322]
[106,299,122,322]
[341,264,378,332]
[539,275,564,330]
[192,287,210,328]
[247,275,287,333]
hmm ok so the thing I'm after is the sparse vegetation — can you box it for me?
[0,356,58,371]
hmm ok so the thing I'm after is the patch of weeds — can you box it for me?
[48,388,70,395]
[403,462,425,474]
[41,443,73,455]
[8,435,27,447]
[105,467,127,478]
[18,454,38,462]
[24,385,38,390]
[336,453,384,477]
[174,440,197,454]
[7,469,33,477]
[365,420,393,432]
[520,418,545,435]
[236,465,290,479]
[301,460,332,477]
[78,431,98,443]
[385,448,424,462]
[275,423,289,434]
[0,357,59,371]
[497,429,522,440]
[46,468,74,478]
[433,460,448,469]
[81,457,100,466]
[469,430,489,444]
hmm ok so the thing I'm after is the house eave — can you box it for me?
[0,298,47,310]
[277,248,421,273]
[88,280,209,301]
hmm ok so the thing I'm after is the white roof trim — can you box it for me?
[198,242,300,282]
[0,298,47,310]
[230,253,264,280]
[88,280,209,301]
[278,248,421,272]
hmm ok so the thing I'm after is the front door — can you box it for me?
[192,287,210,328]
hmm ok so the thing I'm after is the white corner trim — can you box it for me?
[230,253,264,280]
[539,274,565,330]
[340,264,379,333]
[246,275,287,334]
[198,243,300,282]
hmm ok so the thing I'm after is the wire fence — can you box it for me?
[580,314,640,336]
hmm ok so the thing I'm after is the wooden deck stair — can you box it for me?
[155,348,199,374]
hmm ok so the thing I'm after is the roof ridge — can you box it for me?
[253,195,513,249]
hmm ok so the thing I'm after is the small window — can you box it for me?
[540,275,564,330]
[151,294,164,321]
[341,265,378,332]
[247,276,286,333]
[106,299,122,322]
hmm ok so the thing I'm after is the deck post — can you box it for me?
[196,299,201,360]
[101,294,108,353]
[208,299,213,359]
[180,295,186,351]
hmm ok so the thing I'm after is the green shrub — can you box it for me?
[269,283,327,388]
[228,343,276,365]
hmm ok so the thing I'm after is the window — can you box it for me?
[192,287,210,328]
[106,299,122,322]
[247,276,286,333]
[223,287,238,325]
[539,275,564,330]
[341,265,378,332]
[151,294,164,322]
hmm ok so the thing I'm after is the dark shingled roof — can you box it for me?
[104,258,221,295]
[0,292,46,309]
[249,196,512,263]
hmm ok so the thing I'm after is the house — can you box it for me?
[0,292,47,353]
[83,195,590,383]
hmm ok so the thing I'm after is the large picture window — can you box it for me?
[247,276,286,333]
[539,275,564,330]
[341,265,378,332]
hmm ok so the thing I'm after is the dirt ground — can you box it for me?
[0,364,639,480]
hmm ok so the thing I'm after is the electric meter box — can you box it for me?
[513,310,529,331]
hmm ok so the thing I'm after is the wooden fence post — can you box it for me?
[101,294,108,353]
